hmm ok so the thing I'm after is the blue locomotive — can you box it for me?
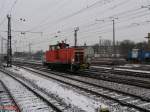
[128,49,150,62]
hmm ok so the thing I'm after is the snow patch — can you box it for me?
[92,66,150,74]
[7,66,108,112]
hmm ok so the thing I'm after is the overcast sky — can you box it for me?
[0,0,150,52]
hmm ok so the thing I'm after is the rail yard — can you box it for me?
[0,61,150,112]
[1,0,150,112]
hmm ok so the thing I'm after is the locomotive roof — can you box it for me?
[49,45,58,46]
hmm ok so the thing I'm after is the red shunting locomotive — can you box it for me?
[42,41,90,71]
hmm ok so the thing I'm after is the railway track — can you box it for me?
[112,70,150,78]
[14,61,150,89]
[0,80,20,112]
[91,66,150,78]
[81,69,150,89]
[13,64,150,112]
[14,62,150,98]
[23,66,150,100]
[0,67,84,112]
[13,60,150,78]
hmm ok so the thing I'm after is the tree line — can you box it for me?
[92,40,149,58]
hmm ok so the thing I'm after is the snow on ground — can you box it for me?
[92,66,150,74]
[0,72,54,112]
[68,73,150,100]
[6,66,108,112]
[119,64,141,68]
[116,68,150,74]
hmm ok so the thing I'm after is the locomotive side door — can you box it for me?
[74,50,84,64]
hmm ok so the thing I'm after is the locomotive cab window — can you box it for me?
[75,51,84,63]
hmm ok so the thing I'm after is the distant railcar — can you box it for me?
[42,42,90,71]
[128,49,150,62]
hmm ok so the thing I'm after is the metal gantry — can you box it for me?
[7,15,12,67]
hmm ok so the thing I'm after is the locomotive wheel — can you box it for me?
[71,65,79,72]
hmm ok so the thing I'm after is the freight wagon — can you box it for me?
[127,49,150,62]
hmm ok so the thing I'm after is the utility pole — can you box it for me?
[144,33,150,50]
[95,17,118,67]
[7,14,12,67]
[99,36,102,57]
[74,27,79,47]
[95,19,105,55]
[0,37,3,64]
[14,40,17,53]
[111,17,118,70]
[113,19,116,59]
[28,43,32,59]
[1,37,3,56]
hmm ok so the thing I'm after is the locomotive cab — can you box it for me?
[71,48,89,71]
[75,51,84,63]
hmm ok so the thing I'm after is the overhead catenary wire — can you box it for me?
[0,0,7,17]
[8,0,18,14]
[75,8,150,35]
[44,7,150,39]
[41,0,131,33]
[16,0,133,37]
[0,0,18,28]
[27,0,116,32]
[22,20,150,48]
[35,1,142,36]
[27,0,71,31]
[13,0,150,51]
[21,0,132,43]
[78,20,150,41]
[20,14,150,48]
[26,7,150,44]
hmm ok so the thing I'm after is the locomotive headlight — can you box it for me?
[87,57,91,63]
[72,58,75,63]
